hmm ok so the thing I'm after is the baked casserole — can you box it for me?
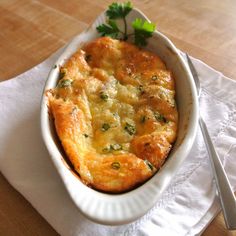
[47,37,178,193]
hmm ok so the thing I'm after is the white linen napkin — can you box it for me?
[0,49,236,236]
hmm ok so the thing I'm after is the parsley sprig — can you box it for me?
[106,2,132,19]
[97,20,120,38]
[96,2,156,46]
[132,18,155,46]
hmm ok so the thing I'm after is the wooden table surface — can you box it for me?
[0,0,236,235]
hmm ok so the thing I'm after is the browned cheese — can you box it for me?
[48,37,178,193]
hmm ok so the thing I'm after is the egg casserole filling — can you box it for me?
[47,37,178,193]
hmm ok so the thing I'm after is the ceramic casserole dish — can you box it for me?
[40,8,198,225]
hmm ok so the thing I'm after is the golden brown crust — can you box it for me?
[131,134,171,169]
[49,97,153,193]
[85,154,153,193]
[48,37,178,193]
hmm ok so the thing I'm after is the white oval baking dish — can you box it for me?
[40,8,198,225]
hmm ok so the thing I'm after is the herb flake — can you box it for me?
[124,122,136,135]
[100,92,109,101]
[140,115,146,123]
[85,54,91,62]
[154,112,167,123]
[101,123,110,131]
[57,79,72,88]
[102,143,123,153]
[137,85,145,94]
[110,143,123,151]
[151,75,158,81]
[144,159,154,171]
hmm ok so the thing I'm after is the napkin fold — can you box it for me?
[0,50,236,236]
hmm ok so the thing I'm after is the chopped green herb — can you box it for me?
[144,159,154,171]
[106,2,132,19]
[151,75,158,81]
[140,115,146,123]
[110,143,123,151]
[100,92,109,101]
[101,123,110,131]
[83,134,89,138]
[111,161,121,170]
[137,85,145,94]
[85,54,91,62]
[154,112,167,123]
[96,20,120,38]
[53,65,57,69]
[57,79,72,88]
[124,122,136,135]
[102,143,123,153]
[96,2,156,46]
[132,18,156,47]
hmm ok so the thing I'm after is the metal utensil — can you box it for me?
[185,53,236,230]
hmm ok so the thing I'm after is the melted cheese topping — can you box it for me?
[48,37,178,193]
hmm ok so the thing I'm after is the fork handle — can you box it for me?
[199,116,236,229]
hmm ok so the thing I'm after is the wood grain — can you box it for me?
[0,0,236,235]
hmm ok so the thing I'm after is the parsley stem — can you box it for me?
[123,17,128,40]
[118,29,125,36]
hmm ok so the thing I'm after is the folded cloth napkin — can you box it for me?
[0,49,236,236]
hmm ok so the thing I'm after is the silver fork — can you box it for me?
[185,54,236,230]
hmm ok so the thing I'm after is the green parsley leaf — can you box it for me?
[85,54,91,62]
[132,18,156,46]
[83,134,89,138]
[106,2,132,19]
[140,115,146,123]
[151,75,158,81]
[57,79,72,88]
[100,92,109,101]
[124,122,136,135]
[96,20,120,38]
[102,144,123,153]
[144,159,154,171]
[154,112,167,123]
[101,123,110,131]
[96,2,156,46]
[110,143,123,151]
[137,85,145,94]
